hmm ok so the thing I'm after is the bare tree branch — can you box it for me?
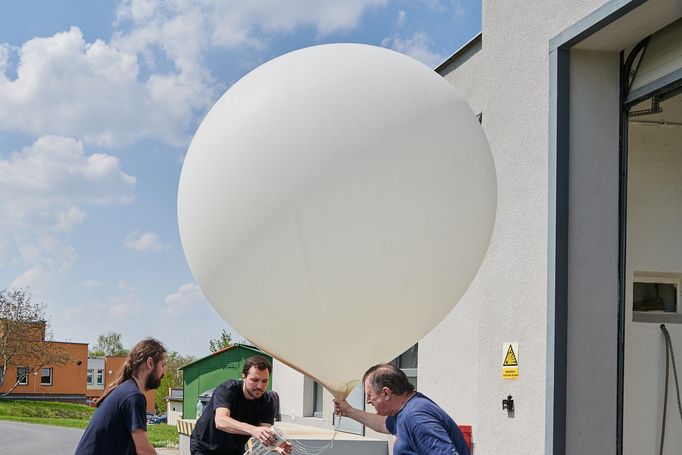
[0,289,70,399]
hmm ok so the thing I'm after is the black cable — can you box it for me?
[659,324,682,455]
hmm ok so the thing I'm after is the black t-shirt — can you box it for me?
[75,379,147,455]
[190,379,276,455]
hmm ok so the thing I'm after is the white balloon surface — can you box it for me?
[178,44,496,399]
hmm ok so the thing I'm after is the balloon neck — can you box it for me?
[328,380,360,401]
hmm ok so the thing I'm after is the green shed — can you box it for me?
[180,343,273,419]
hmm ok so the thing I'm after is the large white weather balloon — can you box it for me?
[178,43,496,399]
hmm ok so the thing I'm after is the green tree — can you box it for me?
[208,329,233,353]
[154,351,195,413]
[0,289,70,398]
[89,330,128,357]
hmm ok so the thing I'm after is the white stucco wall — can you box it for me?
[624,124,682,455]
[272,360,344,432]
[272,359,310,420]
[422,2,611,454]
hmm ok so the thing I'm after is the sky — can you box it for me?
[0,0,482,358]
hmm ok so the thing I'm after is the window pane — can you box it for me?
[397,344,418,369]
[87,369,93,384]
[41,368,52,385]
[633,281,677,312]
[17,367,28,385]
[96,369,104,385]
[313,381,324,414]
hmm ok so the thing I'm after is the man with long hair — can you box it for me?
[334,363,470,455]
[76,338,167,455]
[190,355,291,455]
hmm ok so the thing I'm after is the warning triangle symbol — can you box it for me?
[504,345,518,366]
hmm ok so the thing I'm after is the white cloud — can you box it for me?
[65,293,142,321]
[163,282,205,316]
[11,266,44,290]
[0,2,392,147]
[0,135,135,230]
[56,206,87,232]
[0,27,208,146]
[0,135,134,287]
[116,0,389,49]
[77,279,101,288]
[10,242,77,292]
[125,230,168,252]
[397,10,407,28]
[382,31,444,68]
[451,0,466,19]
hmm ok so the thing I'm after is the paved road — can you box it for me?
[0,420,84,454]
[0,420,180,454]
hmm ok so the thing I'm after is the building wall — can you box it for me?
[1,342,88,398]
[86,356,156,413]
[624,123,682,454]
[566,49,621,455]
[426,2,611,454]
[86,357,105,393]
[272,359,308,419]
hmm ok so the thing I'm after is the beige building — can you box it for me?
[274,1,682,454]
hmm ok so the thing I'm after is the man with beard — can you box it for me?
[75,338,167,455]
[190,356,292,455]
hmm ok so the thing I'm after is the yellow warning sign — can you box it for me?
[504,345,518,366]
[502,342,519,379]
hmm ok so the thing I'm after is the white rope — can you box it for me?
[244,417,343,455]
[287,415,342,455]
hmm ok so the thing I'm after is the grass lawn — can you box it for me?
[0,400,179,448]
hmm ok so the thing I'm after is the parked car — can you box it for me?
[148,413,167,424]
[146,412,156,423]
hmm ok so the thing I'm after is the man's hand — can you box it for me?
[275,441,293,454]
[251,426,277,446]
[332,398,390,434]
[333,398,353,416]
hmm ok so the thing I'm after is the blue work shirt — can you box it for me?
[75,379,147,455]
[385,392,470,455]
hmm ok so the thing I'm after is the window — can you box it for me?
[392,343,418,389]
[87,369,94,385]
[96,369,104,385]
[16,366,29,385]
[633,275,680,313]
[313,381,324,418]
[41,368,52,386]
[632,273,682,323]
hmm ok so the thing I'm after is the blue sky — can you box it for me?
[0,0,481,357]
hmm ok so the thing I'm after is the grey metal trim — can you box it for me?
[435,33,482,74]
[547,46,570,455]
[549,0,647,51]
[626,67,682,104]
[547,3,662,454]
[617,50,628,455]
[632,312,682,324]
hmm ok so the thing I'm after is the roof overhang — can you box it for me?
[551,0,682,52]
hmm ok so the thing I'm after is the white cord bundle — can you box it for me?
[243,418,343,455]
[286,416,342,455]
